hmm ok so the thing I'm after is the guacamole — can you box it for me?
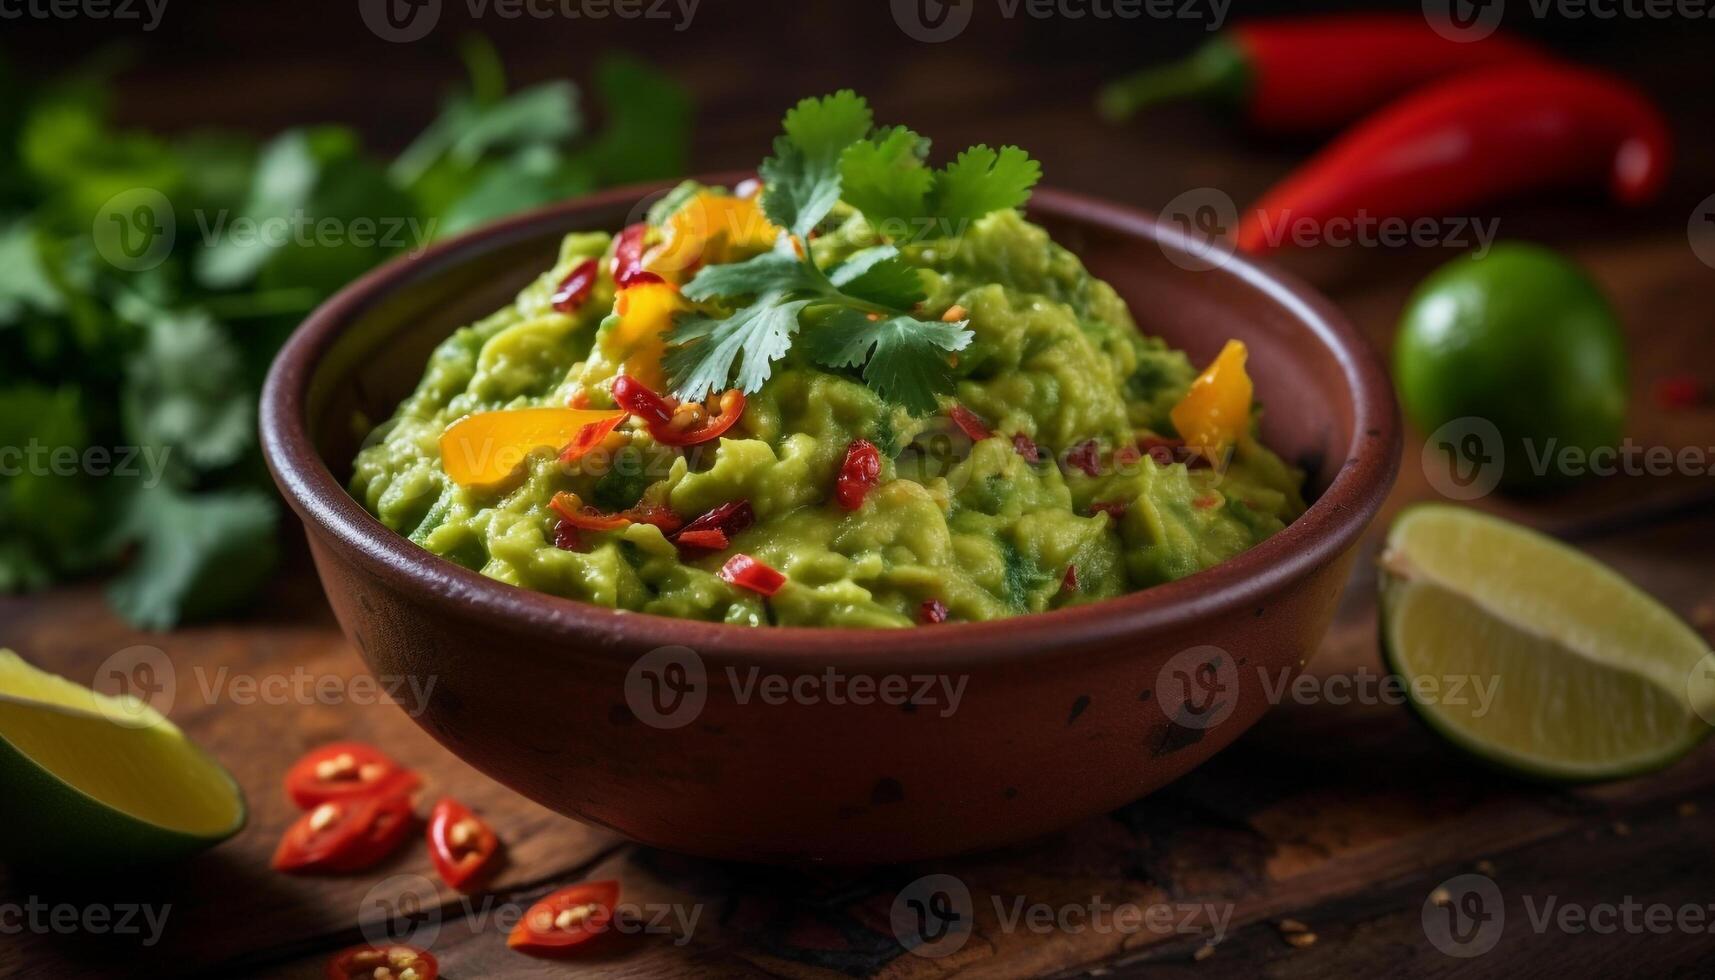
[351,97,1304,627]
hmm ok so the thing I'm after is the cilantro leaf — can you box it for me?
[930,144,1042,222]
[665,296,810,401]
[121,310,252,472]
[759,91,873,238]
[828,246,926,310]
[839,126,932,234]
[681,246,817,302]
[105,483,279,630]
[802,309,972,413]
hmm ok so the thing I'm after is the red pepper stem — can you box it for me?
[1098,38,1249,122]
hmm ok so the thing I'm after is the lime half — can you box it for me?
[0,650,245,867]
[1380,506,1714,781]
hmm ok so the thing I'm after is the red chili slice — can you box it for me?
[550,492,630,532]
[677,500,755,541]
[612,223,649,283]
[272,792,415,874]
[920,599,949,624]
[427,798,500,892]
[835,439,882,510]
[1065,440,1102,477]
[509,880,621,957]
[552,519,585,552]
[673,529,730,551]
[948,404,992,441]
[1062,565,1080,593]
[558,414,626,464]
[326,944,438,980]
[551,258,600,313]
[617,268,666,287]
[612,376,746,447]
[627,503,685,535]
[284,743,421,810]
[1090,501,1127,521]
[719,554,787,596]
[1012,433,1041,463]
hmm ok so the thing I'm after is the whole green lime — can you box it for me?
[1394,243,1628,489]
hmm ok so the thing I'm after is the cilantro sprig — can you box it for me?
[665,91,1041,414]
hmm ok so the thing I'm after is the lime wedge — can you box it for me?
[0,650,245,867]
[1379,505,1715,781]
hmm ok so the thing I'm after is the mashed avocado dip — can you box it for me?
[351,93,1304,627]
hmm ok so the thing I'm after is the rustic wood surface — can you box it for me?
[4,4,1715,976]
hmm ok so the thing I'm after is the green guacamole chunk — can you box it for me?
[351,183,1306,627]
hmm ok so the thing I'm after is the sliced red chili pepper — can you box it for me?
[677,500,755,541]
[1090,501,1127,521]
[284,743,421,810]
[611,223,648,283]
[626,503,684,535]
[427,798,500,892]
[326,944,438,980]
[1238,64,1671,253]
[551,258,600,313]
[552,519,585,552]
[618,268,666,287]
[1655,375,1705,411]
[612,376,746,447]
[1012,433,1041,463]
[920,599,949,624]
[835,439,882,510]
[272,792,415,874]
[948,404,992,441]
[673,528,730,551]
[719,554,787,596]
[1065,440,1102,477]
[1101,15,1543,132]
[1062,565,1080,593]
[558,414,626,464]
[550,492,630,532]
[509,880,621,957]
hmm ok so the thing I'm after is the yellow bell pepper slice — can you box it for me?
[606,280,685,391]
[648,192,778,280]
[1170,339,1253,461]
[440,407,627,487]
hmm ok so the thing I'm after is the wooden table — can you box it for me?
[5,7,1715,977]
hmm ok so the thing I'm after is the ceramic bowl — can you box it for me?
[261,177,1400,863]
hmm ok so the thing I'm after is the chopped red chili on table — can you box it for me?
[284,742,421,809]
[719,554,787,596]
[550,258,600,314]
[509,880,621,958]
[427,798,500,892]
[920,599,950,624]
[325,944,438,980]
[1062,565,1080,593]
[836,439,882,509]
[1012,432,1042,463]
[948,404,993,441]
[1065,440,1102,477]
[272,791,415,874]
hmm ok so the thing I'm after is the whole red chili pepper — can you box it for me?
[1237,64,1670,254]
[1100,15,1543,132]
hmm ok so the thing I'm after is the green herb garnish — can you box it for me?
[663,91,1041,414]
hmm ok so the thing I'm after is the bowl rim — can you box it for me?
[261,175,1401,668]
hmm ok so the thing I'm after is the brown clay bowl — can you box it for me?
[260,176,1400,864]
